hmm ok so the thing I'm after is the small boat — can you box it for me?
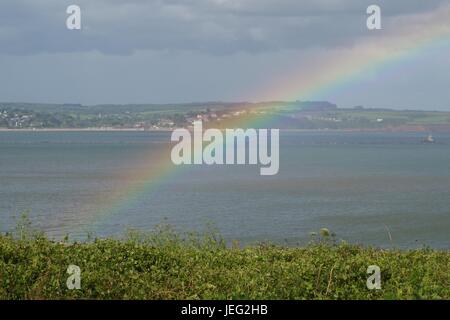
[422,134,435,144]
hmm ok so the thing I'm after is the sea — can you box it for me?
[0,131,449,249]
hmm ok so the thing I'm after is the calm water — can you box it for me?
[0,131,449,249]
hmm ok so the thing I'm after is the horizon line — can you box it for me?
[1,100,449,113]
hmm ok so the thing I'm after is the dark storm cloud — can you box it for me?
[0,0,448,55]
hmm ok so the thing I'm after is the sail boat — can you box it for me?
[422,134,435,144]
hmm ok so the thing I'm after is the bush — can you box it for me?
[0,226,448,300]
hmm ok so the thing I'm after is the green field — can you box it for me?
[0,225,448,300]
[333,110,450,125]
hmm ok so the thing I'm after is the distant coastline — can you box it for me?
[0,127,173,132]
[2,101,450,132]
[0,126,444,133]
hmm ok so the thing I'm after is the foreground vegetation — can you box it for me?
[0,226,448,300]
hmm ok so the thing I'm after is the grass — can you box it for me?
[0,224,448,300]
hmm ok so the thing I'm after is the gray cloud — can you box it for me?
[1,1,450,109]
[0,0,448,55]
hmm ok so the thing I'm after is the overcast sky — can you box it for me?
[1,0,450,110]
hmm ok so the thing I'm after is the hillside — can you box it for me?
[1,101,450,131]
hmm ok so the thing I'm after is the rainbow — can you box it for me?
[77,5,450,234]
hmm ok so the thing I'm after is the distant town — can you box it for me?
[1,101,450,131]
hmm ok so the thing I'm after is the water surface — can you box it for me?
[0,131,449,249]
